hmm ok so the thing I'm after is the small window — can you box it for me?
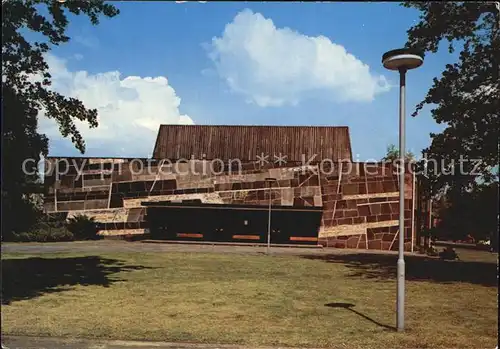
[243,220,248,226]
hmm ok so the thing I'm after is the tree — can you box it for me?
[1,0,119,239]
[382,144,415,162]
[67,214,100,240]
[403,2,499,195]
[434,182,498,242]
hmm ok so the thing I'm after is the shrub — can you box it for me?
[9,214,74,242]
[13,232,33,242]
[36,228,74,242]
[8,214,101,242]
[66,214,100,240]
[425,245,439,257]
[13,227,74,242]
[439,246,460,260]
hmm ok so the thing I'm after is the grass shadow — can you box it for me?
[1,256,152,304]
[325,302,395,331]
[302,253,498,287]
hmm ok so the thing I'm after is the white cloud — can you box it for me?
[74,35,99,49]
[39,54,194,157]
[208,9,390,107]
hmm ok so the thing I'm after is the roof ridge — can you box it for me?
[159,124,349,128]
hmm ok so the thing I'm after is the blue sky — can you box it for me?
[40,1,452,161]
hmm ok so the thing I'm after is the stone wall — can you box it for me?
[44,158,415,249]
[318,162,414,251]
[44,158,323,236]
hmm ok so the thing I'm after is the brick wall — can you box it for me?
[44,158,322,236]
[318,162,414,251]
[44,158,415,249]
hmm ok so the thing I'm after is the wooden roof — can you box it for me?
[152,125,352,161]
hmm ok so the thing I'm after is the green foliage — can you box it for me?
[420,227,437,238]
[6,213,102,242]
[10,214,74,242]
[434,182,498,241]
[66,214,100,240]
[382,144,415,162]
[426,245,439,257]
[439,247,460,261]
[402,2,499,193]
[1,0,119,236]
[14,228,74,243]
[1,192,43,241]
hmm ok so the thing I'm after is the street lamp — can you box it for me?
[382,48,424,332]
[264,177,278,254]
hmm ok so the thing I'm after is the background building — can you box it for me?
[44,125,416,250]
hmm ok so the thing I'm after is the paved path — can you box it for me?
[1,240,415,257]
[1,336,326,349]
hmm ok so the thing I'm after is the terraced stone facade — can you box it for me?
[44,158,324,237]
[318,162,414,251]
[43,125,416,250]
[44,158,414,250]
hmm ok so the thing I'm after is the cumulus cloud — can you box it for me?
[74,35,99,49]
[208,9,390,107]
[39,54,193,157]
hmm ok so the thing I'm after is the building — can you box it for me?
[44,125,417,250]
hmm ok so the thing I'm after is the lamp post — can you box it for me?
[264,177,278,254]
[382,48,424,332]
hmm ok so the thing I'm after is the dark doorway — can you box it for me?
[144,202,322,245]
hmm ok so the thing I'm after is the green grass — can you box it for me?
[1,250,498,348]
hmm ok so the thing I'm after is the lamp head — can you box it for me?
[382,48,424,71]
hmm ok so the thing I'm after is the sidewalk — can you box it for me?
[1,336,327,349]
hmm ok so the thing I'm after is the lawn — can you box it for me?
[1,249,498,348]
